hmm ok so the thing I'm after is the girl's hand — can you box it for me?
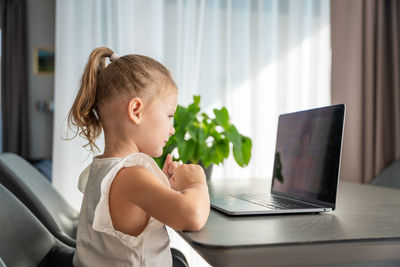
[162,154,173,178]
[162,154,181,179]
[170,164,206,192]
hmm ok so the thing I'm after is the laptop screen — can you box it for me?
[271,104,345,204]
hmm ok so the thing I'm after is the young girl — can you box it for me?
[68,47,210,266]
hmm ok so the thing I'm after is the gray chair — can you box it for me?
[171,248,189,267]
[0,183,74,267]
[370,158,400,189]
[0,153,78,247]
[0,153,189,266]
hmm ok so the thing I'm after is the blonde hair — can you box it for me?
[67,47,177,152]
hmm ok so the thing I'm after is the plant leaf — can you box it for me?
[209,146,221,166]
[232,142,243,166]
[227,126,252,167]
[215,139,229,161]
[214,107,230,130]
[240,136,252,166]
[202,146,215,168]
[193,95,201,106]
[225,125,241,147]
[188,124,198,141]
[175,106,191,134]
[178,139,196,164]
[187,95,201,115]
[160,95,253,170]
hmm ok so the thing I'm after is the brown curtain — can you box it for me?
[0,0,30,157]
[331,0,400,183]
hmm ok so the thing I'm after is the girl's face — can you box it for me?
[138,91,177,157]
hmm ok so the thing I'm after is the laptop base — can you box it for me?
[210,195,331,216]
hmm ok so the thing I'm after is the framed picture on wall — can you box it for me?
[34,47,55,75]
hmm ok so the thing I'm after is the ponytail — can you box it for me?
[67,46,177,153]
[67,47,113,152]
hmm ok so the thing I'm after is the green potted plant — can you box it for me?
[155,95,252,180]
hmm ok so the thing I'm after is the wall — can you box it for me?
[27,0,55,160]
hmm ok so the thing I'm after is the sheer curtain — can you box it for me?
[53,0,330,266]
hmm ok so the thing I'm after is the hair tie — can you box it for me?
[110,52,120,62]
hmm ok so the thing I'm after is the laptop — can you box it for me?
[210,104,346,215]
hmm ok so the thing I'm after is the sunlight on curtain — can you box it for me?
[54,1,330,266]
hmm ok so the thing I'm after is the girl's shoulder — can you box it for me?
[122,152,156,165]
[119,153,169,187]
[92,152,159,175]
[79,153,167,194]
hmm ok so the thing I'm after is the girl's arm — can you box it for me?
[110,164,210,231]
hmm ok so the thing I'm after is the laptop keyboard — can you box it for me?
[229,193,318,209]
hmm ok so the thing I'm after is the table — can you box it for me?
[178,179,400,266]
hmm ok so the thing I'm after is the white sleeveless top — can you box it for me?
[73,153,172,267]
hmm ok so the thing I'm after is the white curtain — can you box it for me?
[53,1,330,266]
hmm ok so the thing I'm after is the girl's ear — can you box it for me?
[128,97,143,124]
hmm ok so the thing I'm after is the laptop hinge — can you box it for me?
[272,191,335,208]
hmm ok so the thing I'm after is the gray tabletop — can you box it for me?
[178,179,400,266]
